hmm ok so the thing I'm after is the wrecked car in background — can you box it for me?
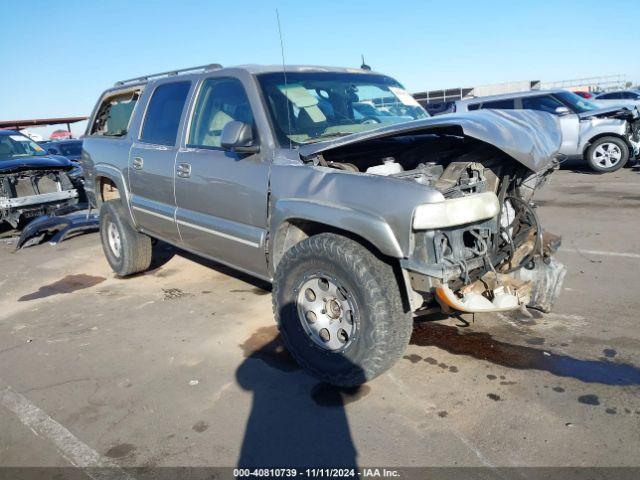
[455,90,640,173]
[40,139,83,161]
[39,139,87,202]
[0,130,98,247]
[83,64,566,387]
[0,130,79,228]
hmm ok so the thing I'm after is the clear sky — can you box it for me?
[1,0,638,138]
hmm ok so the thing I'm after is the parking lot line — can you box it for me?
[561,248,640,260]
[0,379,134,480]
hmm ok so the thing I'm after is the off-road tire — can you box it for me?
[586,136,629,173]
[273,233,412,387]
[99,200,152,277]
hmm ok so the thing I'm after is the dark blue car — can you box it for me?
[40,139,83,161]
[0,130,80,227]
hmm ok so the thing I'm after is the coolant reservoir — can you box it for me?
[366,157,403,176]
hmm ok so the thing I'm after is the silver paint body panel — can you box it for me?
[82,65,563,282]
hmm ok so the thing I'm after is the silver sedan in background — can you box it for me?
[593,89,640,109]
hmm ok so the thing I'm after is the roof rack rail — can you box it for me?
[114,63,223,87]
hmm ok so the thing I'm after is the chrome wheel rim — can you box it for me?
[594,142,622,168]
[107,221,122,258]
[295,273,358,352]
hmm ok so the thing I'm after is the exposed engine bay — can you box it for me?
[309,131,565,313]
[0,169,78,228]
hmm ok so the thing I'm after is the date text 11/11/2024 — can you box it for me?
[234,468,401,478]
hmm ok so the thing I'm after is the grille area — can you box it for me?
[36,176,59,194]
[14,178,37,197]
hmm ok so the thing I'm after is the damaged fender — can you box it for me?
[271,198,403,260]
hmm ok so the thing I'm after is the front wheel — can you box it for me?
[272,233,412,387]
[586,136,629,173]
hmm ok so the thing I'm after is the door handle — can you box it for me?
[132,157,144,170]
[176,162,192,178]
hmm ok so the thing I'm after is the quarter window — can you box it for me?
[140,81,191,146]
[481,99,515,109]
[521,95,565,114]
[188,78,255,148]
[90,90,140,137]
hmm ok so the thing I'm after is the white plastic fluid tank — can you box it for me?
[366,157,403,176]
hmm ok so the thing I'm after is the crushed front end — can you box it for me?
[0,168,78,228]
[579,106,640,160]
[299,110,568,314]
[404,160,566,313]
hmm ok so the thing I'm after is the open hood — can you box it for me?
[299,110,563,172]
[0,155,72,174]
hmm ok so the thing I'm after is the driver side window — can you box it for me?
[188,78,255,148]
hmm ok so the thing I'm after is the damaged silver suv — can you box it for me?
[455,90,640,173]
[83,64,566,386]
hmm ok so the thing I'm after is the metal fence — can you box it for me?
[414,74,632,106]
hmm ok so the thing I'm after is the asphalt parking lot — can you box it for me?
[1,165,639,472]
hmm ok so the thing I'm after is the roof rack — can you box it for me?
[114,63,223,87]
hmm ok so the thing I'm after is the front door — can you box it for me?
[521,94,579,157]
[129,81,191,242]
[174,77,270,278]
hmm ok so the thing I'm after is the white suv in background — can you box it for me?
[455,90,640,173]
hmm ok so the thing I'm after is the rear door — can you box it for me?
[174,76,270,278]
[129,81,192,242]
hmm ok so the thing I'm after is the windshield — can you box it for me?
[555,91,600,113]
[0,133,48,160]
[258,72,429,145]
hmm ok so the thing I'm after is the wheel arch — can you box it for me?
[582,132,631,158]
[270,203,414,313]
[270,199,404,268]
[93,165,137,227]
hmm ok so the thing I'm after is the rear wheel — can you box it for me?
[586,136,629,173]
[100,200,152,276]
[273,233,412,387]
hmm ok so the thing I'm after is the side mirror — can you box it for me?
[554,106,570,115]
[220,121,259,154]
[47,148,57,155]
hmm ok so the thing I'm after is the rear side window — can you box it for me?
[91,90,140,137]
[481,99,515,109]
[522,95,564,113]
[140,82,191,146]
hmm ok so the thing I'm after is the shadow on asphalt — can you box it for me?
[137,240,272,292]
[235,306,364,470]
[559,158,640,175]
